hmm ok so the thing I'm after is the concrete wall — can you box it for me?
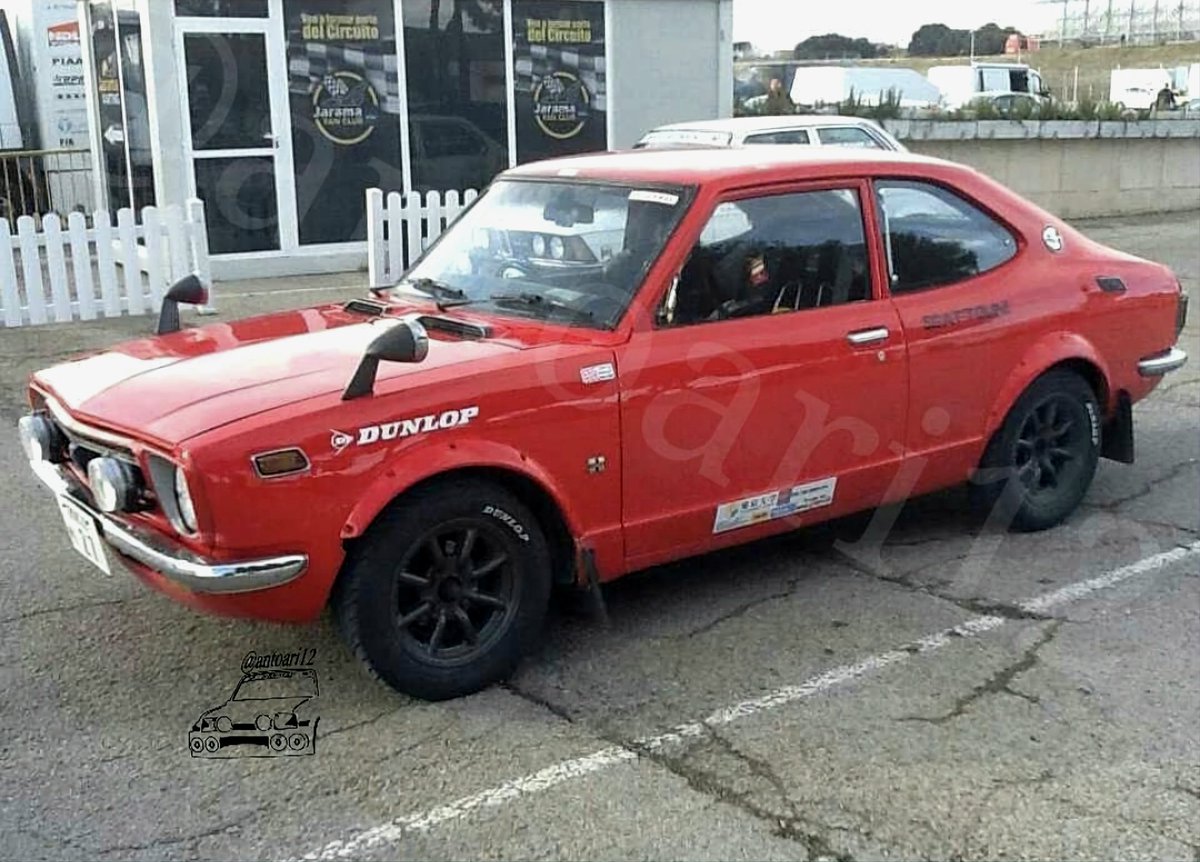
[904,136,1200,218]
[607,0,732,148]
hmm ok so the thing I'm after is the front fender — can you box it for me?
[339,438,583,543]
[982,330,1113,441]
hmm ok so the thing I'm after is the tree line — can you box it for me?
[792,22,1021,60]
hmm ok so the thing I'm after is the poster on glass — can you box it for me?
[512,1,607,164]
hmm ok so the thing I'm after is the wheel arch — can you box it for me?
[340,447,579,588]
[983,333,1114,443]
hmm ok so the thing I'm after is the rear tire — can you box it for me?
[333,479,551,700]
[970,370,1100,532]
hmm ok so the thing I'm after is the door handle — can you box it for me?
[847,327,890,346]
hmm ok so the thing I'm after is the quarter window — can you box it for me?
[817,127,880,148]
[876,181,1017,293]
[743,129,811,145]
[664,189,872,326]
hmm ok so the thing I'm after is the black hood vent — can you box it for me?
[417,315,493,340]
[344,298,387,316]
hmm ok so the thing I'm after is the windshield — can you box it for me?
[392,179,690,329]
[232,670,317,701]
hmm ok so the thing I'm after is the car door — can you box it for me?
[873,178,1024,489]
[618,180,908,568]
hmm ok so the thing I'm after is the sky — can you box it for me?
[733,0,1062,51]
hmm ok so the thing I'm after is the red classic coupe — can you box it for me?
[20,148,1188,699]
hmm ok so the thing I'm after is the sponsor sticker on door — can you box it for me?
[712,477,837,534]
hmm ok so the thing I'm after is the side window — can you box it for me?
[663,189,872,326]
[817,127,880,149]
[876,180,1018,293]
[744,129,811,145]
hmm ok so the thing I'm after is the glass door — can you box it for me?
[177,15,296,255]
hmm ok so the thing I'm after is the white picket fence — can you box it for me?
[0,199,211,328]
[366,187,478,288]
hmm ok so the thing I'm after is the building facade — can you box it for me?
[78,0,733,279]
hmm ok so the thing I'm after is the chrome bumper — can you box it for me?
[1138,346,1188,377]
[31,460,307,594]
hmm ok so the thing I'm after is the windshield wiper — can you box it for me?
[388,277,475,311]
[489,292,595,324]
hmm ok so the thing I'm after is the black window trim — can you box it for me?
[871,176,1024,297]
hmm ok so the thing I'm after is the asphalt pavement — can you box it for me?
[0,213,1197,862]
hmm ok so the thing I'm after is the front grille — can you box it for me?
[42,402,155,512]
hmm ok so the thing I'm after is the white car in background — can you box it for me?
[634,116,906,152]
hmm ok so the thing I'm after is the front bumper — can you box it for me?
[30,459,307,594]
[1138,346,1188,377]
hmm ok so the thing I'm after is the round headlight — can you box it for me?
[174,465,198,533]
[531,234,546,257]
[215,716,233,733]
[548,237,565,260]
[87,457,139,513]
[18,413,64,463]
[255,714,272,731]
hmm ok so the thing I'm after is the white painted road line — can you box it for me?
[294,540,1200,862]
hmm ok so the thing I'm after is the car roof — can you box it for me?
[645,115,883,134]
[506,146,952,186]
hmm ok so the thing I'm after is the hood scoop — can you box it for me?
[416,315,493,340]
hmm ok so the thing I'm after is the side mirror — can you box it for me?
[156,274,209,335]
[342,318,430,401]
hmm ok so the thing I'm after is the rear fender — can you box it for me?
[983,331,1114,441]
[339,439,583,543]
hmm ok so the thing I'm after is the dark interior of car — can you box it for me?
[672,195,870,325]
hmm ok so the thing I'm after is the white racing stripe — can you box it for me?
[294,541,1200,862]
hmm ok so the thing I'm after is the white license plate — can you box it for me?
[57,495,111,575]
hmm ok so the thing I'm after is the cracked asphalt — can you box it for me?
[1,212,1197,861]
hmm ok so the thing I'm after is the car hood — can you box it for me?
[32,303,527,445]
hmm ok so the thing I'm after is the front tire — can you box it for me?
[333,479,551,700]
[971,370,1100,532]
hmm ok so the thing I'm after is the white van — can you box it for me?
[927,62,1048,110]
[1110,68,1172,110]
[788,66,942,109]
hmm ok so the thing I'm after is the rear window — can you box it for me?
[817,127,882,149]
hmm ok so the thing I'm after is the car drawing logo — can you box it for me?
[188,664,320,758]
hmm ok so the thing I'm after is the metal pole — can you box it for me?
[1084,0,1091,34]
[1105,0,1114,41]
[1061,0,1069,45]
[1152,0,1159,41]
